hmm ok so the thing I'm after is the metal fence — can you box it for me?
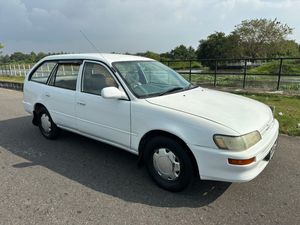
[161,57,300,91]
[1,57,300,91]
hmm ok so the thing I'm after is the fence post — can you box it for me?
[277,58,283,90]
[243,60,247,88]
[23,64,26,76]
[18,64,21,76]
[9,64,12,76]
[213,60,217,86]
[14,64,17,76]
[189,60,192,82]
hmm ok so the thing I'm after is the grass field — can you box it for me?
[1,75,299,136]
[0,76,25,83]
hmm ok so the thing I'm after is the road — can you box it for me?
[0,87,299,225]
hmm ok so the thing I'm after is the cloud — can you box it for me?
[0,0,299,54]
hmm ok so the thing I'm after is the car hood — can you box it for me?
[146,87,273,134]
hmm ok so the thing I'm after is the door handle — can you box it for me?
[77,102,86,106]
[45,93,50,97]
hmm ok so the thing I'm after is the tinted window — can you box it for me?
[82,62,117,95]
[52,64,80,90]
[30,62,56,84]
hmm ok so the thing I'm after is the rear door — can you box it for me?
[46,61,82,129]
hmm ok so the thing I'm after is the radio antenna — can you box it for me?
[80,30,101,53]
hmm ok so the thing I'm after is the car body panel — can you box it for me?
[146,87,273,135]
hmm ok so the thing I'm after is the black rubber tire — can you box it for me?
[144,136,194,192]
[37,107,60,139]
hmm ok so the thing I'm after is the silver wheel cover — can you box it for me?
[153,148,181,181]
[40,113,51,133]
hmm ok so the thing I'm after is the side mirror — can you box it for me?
[101,87,126,100]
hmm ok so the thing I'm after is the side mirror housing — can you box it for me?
[101,87,127,100]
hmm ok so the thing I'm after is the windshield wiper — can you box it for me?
[158,87,184,96]
[184,83,198,90]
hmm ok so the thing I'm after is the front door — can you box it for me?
[76,61,131,148]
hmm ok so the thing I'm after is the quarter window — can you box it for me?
[51,64,80,90]
[82,62,117,95]
[30,62,56,84]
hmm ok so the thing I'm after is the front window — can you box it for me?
[82,62,118,96]
[113,61,194,98]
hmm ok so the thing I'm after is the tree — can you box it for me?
[10,52,28,62]
[169,45,196,60]
[0,43,3,54]
[196,19,299,69]
[232,18,294,58]
[136,51,161,61]
[36,52,48,61]
[196,32,236,68]
[276,40,300,57]
[196,32,228,59]
[158,45,197,61]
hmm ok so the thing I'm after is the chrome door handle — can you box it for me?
[77,102,86,106]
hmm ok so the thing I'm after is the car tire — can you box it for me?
[37,107,60,139]
[144,136,194,192]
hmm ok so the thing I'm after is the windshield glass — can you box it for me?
[113,61,192,98]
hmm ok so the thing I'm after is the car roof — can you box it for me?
[43,53,154,65]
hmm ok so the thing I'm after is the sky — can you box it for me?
[0,0,300,54]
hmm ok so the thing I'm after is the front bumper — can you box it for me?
[189,119,279,182]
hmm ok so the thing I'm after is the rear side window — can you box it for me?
[51,64,80,90]
[30,62,56,84]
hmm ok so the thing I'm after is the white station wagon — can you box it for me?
[23,53,279,191]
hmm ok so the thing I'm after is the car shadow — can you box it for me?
[0,116,231,208]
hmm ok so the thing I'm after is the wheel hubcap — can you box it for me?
[153,148,181,181]
[40,114,51,133]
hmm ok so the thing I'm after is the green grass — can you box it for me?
[166,61,202,69]
[237,93,300,136]
[0,76,25,83]
[248,59,300,74]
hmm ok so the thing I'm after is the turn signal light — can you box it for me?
[228,157,256,165]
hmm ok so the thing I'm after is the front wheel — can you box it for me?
[144,136,194,192]
[37,107,60,139]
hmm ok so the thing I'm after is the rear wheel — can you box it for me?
[144,136,194,192]
[37,107,60,139]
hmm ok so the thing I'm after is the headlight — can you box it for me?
[213,131,261,151]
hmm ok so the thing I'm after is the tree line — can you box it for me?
[0,51,67,64]
[1,19,299,66]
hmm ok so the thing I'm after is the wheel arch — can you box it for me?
[32,102,47,126]
[138,129,199,177]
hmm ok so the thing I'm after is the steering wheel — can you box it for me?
[132,82,148,94]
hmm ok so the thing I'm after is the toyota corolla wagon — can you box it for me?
[23,53,279,191]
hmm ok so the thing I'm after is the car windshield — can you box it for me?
[113,61,195,98]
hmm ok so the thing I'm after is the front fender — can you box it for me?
[130,100,238,153]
